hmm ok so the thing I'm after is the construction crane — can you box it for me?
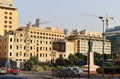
[35,18,51,27]
[81,14,114,30]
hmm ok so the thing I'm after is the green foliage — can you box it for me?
[56,55,68,66]
[45,61,52,67]
[75,53,84,59]
[32,65,43,72]
[56,66,64,70]
[94,52,102,63]
[68,54,78,65]
[43,65,51,71]
[104,67,117,74]
[104,54,112,60]
[96,68,103,74]
[106,62,113,67]
[24,56,39,70]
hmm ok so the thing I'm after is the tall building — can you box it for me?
[67,29,111,55]
[0,26,65,67]
[0,0,18,36]
[105,26,120,54]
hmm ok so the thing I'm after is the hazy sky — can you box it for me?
[14,0,120,32]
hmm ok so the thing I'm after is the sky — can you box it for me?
[14,0,120,32]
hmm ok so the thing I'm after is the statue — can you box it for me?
[88,38,93,52]
[82,37,99,72]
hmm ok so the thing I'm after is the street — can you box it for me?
[21,73,48,79]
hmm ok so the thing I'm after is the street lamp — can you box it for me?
[99,16,105,77]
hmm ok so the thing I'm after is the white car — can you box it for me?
[65,66,84,75]
[0,67,6,74]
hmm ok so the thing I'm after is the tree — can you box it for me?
[24,56,39,70]
[94,52,102,63]
[56,55,68,66]
[75,53,87,66]
[104,54,112,60]
[68,54,78,65]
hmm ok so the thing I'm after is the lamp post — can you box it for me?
[99,16,105,77]
[51,52,55,79]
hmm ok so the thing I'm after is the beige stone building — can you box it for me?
[52,40,75,59]
[67,29,111,55]
[0,26,65,66]
[0,0,18,36]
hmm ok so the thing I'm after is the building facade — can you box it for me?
[0,26,65,66]
[67,29,111,55]
[105,26,120,54]
[52,40,75,59]
[0,0,18,36]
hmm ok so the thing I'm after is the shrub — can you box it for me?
[96,68,103,74]
[104,67,119,74]
[106,62,113,67]
[56,66,64,70]
[43,65,51,71]
[32,65,43,72]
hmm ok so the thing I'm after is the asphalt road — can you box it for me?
[21,73,48,79]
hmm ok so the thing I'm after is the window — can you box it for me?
[40,47,42,50]
[40,53,42,57]
[40,41,42,44]
[9,21,12,24]
[16,46,18,49]
[46,41,48,44]
[24,46,26,49]
[49,47,51,51]
[9,17,12,19]
[5,12,8,14]
[10,52,12,56]
[4,21,7,23]
[37,53,38,57]
[37,47,39,52]
[10,45,12,49]
[4,25,7,28]
[9,26,12,28]
[30,46,32,50]
[10,38,12,42]
[19,59,22,61]
[24,53,26,57]
[20,34,23,36]
[4,16,7,19]
[16,53,18,56]
[9,12,12,15]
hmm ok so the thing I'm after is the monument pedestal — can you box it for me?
[82,52,99,72]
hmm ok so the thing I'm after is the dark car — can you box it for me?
[0,75,27,79]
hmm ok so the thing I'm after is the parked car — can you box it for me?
[55,66,83,77]
[0,75,27,79]
[6,68,19,75]
[0,67,6,74]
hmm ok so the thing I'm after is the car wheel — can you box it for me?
[71,73,76,77]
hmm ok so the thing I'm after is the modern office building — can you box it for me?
[67,29,111,55]
[0,0,18,36]
[105,26,120,54]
